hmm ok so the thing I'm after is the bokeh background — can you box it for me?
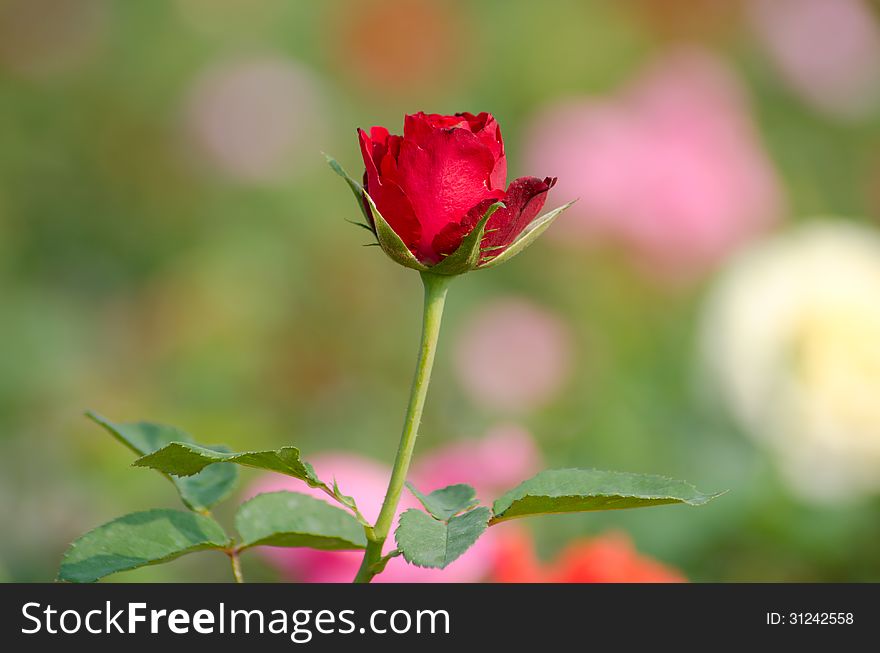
[2,0,880,582]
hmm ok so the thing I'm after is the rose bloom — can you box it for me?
[700,221,880,501]
[524,49,782,281]
[492,529,685,583]
[247,426,541,582]
[359,111,556,266]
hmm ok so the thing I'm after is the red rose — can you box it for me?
[329,112,571,274]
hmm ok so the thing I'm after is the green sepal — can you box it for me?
[325,153,429,271]
[430,201,504,275]
[480,200,576,269]
[325,153,375,230]
[363,191,429,271]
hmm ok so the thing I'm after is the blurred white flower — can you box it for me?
[453,298,574,413]
[749,0,880,120]
[183,54,326,183]
[701,221,880,501]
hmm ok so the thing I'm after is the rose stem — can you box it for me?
[353,271,451,583]
[227,550,244,583]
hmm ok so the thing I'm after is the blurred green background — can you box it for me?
[2,0,880,582]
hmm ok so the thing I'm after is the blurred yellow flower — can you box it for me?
[701,221,880,501]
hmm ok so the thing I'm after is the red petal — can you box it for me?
[457,112,506,189]
[358,128,382,198]
[358,127,421,250]
[488,153,507,192]
[369,125,390,146]
[397,124,498,262]
[403,112,459,149]
[404,112,505,189]
[410,111,469,131]
[379,134,404,183]
[456,111,491,131]
[431,221,471,260]
[486,176,555,250]
[435,176,554,265]
[456,112,503,156]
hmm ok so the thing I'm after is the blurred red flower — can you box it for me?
[327,0,468,96]
[359,112,555,266]
[492,529,686,583]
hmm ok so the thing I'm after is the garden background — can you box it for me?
[2,0,880,582]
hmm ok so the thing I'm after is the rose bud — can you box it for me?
[328,112,573,275]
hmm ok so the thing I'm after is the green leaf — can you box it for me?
[407,482,478,521]
[174,451,239,511]
[480,200,576,269]
[325,153,374,227]
[332,478,358,511]
[133,441,324,488]
[59,509,230,583]
[330,478,362,518]
[395,507,490,569]
[491,468,723,524]
[235,491,367,551]
[363,191,428,271]
[430,201,504,276]
[86,411,237,512]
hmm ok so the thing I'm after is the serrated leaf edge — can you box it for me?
[85,411,238,512]
[234,491,367,551]
[58,509,231,583]
[133,441,323,487]
[490,468,725,524]
[394,506,490,570]
[406,482,479,521]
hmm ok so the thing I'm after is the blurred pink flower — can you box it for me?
[749,0,880,121]
[246,427,539,582]
[412,423,542,500]
[524,49,783,280]
[183,55,326,183]
[453,298,574,413]
[247,454,391,582]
